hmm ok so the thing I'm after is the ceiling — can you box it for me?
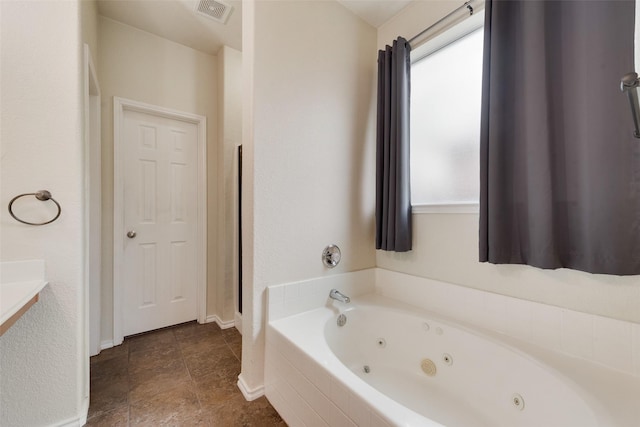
[336,0,412,28]
[97,0,243,54]
[97,0,413,55]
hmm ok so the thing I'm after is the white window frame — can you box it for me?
[410,11,484,215]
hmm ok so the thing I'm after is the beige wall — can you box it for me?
[216,46,243,324]
[81,0,99,58]
[240,0,377,394]
[376,1,640,324]
[0,0,88,424]
[98,17,219,343]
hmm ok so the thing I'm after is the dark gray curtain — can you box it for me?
[480,0,640,275]
[376,37,412,252]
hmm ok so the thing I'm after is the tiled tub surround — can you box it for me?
[264,269,640,426]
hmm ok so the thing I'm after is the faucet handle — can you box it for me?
[322,245,341,268]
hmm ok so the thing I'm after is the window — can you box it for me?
[410,15,484,212]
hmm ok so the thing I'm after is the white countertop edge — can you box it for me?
[0,280,49,325]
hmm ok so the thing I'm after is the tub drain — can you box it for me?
[420,358,437,376]
[337,314,347,327]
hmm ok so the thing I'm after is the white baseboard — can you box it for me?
[237,373,264,401]
[205,314,235,329]
[89,339,117,358]
[55,417,84,427]
[54,396,89,427]
[100,340,114,350]
[234,311,242,334]
[97,315,235,356]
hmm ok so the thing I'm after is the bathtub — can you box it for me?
[265,292,640,427]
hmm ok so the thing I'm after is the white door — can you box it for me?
[121,109,198,336]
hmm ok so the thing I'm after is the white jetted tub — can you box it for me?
[265,293,639,427]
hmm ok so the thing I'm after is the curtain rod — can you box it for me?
[407,0,476,46]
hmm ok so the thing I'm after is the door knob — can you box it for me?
[127,230,137,238]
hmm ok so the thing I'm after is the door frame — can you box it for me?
[84,43,101,414]
[113,97,207,346]
[85,43,101,358]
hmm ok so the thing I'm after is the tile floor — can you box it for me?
[87,321,286,426]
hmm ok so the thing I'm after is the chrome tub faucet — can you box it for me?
[329,289,350,303]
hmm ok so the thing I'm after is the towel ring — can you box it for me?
[8,190,61,226]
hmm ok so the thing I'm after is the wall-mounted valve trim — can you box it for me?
[322,244,341,268]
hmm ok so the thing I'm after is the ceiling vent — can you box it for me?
[195,0,233,24]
